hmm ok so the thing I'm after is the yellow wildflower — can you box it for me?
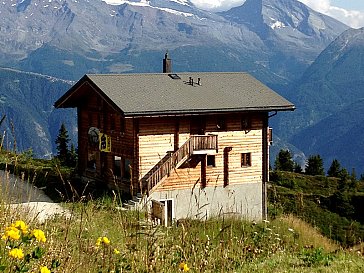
[39,266,51,273]
[8,248,24,260]
[113,248,120,254]
[102,236,110,245]
[179,262,190,272]
[13,220,28,234]
[96,237,102,247]
[3,226,21,241]
[31,229,46,243]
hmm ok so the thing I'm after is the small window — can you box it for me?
[207,155,216,167]
[88,112,93,127]
[110,114,115,131]
[241,117,251,130]
[268,127,273,145]
[87,151,97,170]
[97,114,101,128]
[241,153,251,167]
[120,117,125,134]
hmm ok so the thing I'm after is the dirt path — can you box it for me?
[0,170,70,222]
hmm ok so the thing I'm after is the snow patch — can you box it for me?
[102,0,194,17]
[270,20,286,30]
[34,121,47,138]
[103,0,190,5]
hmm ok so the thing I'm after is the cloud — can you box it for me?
[298,0,364,28]
[190,0,364,28]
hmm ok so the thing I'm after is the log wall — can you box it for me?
[137,114,265,193]
[77,89,134,187]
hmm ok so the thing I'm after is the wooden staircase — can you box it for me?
[139,135,218,195]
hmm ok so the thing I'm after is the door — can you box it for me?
[190,117,205,135]
[160,199,174,226]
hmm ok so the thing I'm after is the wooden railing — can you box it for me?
[141,135,218,194]
[192,134,219,153]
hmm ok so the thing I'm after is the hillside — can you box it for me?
[0,68,76,157]
[269,170,364,246]
[291,100,364,173]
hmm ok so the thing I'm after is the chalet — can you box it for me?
[55,55,294,224]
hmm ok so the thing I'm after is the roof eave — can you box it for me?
[123,105,295,117]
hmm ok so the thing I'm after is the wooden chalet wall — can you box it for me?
[77,87,135,190]
[137,113,267,193]
[138,117,190,179]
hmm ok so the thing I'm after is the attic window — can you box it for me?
[168,73,181,79]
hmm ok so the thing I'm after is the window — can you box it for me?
[87,151,97,170]
[241,153,251,167]
[88,112,93,127]
[207,155,216,167]
[110,114,115,131]
[241,117,251,130]
[120,117,125,134]
[268,127,273,145]
[114,156,121,178]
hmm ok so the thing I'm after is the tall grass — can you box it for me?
[0,157,363,272]
[1,196,364,272]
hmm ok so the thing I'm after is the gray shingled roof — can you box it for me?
[55,72,294,116]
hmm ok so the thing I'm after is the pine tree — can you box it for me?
[294,162,303,173]
[305,155,324,176]
[274,149,294,172]
[68,143,78,167]
[327,159,341,177]
[55,123,70,164]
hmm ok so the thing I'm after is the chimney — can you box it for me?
[163,51,172,73]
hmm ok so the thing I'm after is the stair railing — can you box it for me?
[142,135,218,194]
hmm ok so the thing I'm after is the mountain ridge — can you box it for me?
[0,0,354,163]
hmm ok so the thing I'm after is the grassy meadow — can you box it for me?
[1,199,364,273]
[0,151,363,272]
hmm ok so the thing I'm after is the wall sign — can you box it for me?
[99,132,111,152]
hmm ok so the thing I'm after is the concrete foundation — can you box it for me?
[148,182,263,222]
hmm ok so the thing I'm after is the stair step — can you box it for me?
[128,200,138,206]
[123,202,137,210]
[133,196,142,202]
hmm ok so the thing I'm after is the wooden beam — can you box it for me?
[223,147,232,187]
[262,113,269,219]
[201,155,207,188]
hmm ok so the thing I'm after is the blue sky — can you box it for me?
[332,0,364,11]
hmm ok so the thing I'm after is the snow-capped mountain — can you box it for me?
[0,0,348,84]
[219,0,348,79]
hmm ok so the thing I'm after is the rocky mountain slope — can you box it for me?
[0,0,348,85]
[0,68,76,157]
[275,27,364,173]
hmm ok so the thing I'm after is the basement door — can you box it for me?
[160,199,174,226]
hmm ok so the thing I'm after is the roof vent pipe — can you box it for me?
[163,51,172,73]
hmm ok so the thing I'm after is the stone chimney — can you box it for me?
[163,51,172,73]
